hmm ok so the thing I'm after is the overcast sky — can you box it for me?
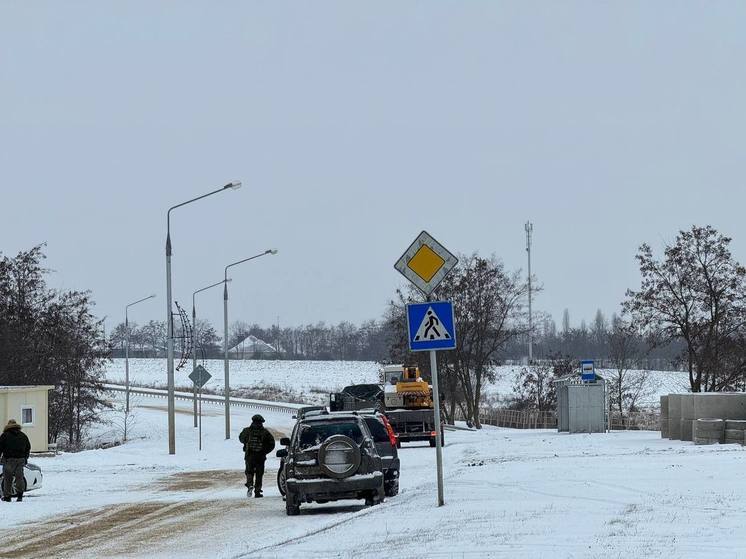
[2,2,745,334]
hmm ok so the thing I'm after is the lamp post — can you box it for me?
[191,279,231,427]
[223,249,278,439]
[165,181,241,455]
[125,295,156,415]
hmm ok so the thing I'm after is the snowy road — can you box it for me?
[2,394,746,558]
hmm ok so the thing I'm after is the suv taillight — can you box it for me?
[381,415,397,448]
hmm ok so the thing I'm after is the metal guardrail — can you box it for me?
[103,383,305,415]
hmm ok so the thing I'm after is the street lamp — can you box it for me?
[125,295,156,416]
[191,279,231,428]
[165,181,242,455]
[223,249,278,439]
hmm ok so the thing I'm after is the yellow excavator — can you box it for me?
[382,365,439,447]
[385,365,433,408]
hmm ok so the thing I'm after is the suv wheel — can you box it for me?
[364,493,382,507]
[277,461,286,497]
[384,479,399,497]
[318,435,361,479]
[285,491,300,516]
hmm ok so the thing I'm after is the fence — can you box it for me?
[608,410,660,431]
[456,408,557,429]
[458,407,660,431]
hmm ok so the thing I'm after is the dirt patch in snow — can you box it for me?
[0,499,254,559]
[154,467,278,492]
[157,469,245,491]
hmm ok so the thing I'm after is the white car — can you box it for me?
[0,462,43,496]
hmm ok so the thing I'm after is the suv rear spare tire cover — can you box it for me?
[318,434,361,479]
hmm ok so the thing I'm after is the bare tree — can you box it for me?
[624,225,746,392]
[109,394,139,443]
[606,318,657,424]
[512,353,576,411]
[513,362,556,412]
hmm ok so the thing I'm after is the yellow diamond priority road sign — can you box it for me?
[394,231,458,296]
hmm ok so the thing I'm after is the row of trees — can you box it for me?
[109,319,220,358]
[108,318,391,361]
[0,245,108,447]
[501,309,683,369]
[110,307,677,367]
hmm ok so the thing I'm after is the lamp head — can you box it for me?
[225,181,242,190]
[267,249,279,255]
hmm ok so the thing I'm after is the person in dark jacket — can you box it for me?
[239,414,275,498]
[0,419,31,502]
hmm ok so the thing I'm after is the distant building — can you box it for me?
[0,385,54,452]
[229,335,278,358]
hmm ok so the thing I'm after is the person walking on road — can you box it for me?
[0,419,31,502]
[239,414,275,498]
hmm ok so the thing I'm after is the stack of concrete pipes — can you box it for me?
[661,393,746,445]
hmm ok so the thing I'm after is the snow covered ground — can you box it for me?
[105,358,690,407]
[104,358,380,400]
[4,389,746,558]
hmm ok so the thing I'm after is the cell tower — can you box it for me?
[525,221,534,363]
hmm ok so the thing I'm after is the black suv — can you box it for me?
[277,412,385,516]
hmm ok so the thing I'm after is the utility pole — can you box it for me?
[525,221,533,363]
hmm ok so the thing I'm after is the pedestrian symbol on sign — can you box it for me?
[406,301,456,352]
[414,307,451,341]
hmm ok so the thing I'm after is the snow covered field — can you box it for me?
[105,358,690,407]
[104,358,380,399]
[4,389,746,558]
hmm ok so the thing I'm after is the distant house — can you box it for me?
[229,335,278,358]
[0,386,54,452]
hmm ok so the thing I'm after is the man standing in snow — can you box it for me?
[0,419,31,502]
[239,414,275,498]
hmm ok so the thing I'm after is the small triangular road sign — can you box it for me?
[189,365,212,388]
[413,306,451,342]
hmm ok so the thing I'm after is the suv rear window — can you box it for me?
[363,416,390,443]
[298,422,364,449]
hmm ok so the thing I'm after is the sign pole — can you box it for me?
[429,348,445,506]
[190,365,211,451]
[394,231,458,509]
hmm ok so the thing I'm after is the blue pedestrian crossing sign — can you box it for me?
[406,301,457,352]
